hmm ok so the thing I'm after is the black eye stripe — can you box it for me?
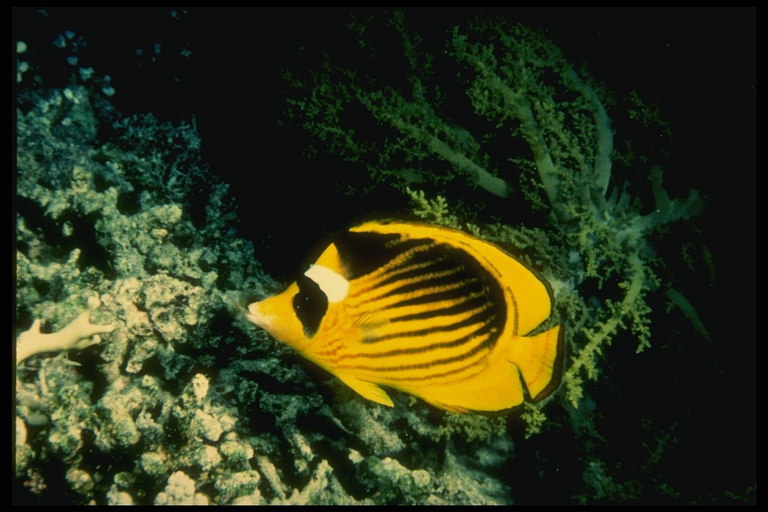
[293,274,328,338]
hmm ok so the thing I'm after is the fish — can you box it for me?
[246,220,563,414]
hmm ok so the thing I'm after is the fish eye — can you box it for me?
[293,275,329,338]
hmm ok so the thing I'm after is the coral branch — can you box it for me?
[16,301,114,365]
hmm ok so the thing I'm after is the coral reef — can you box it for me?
[14,8,753,505]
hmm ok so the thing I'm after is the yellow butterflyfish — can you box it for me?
[246,220,563,414]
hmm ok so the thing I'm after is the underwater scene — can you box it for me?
[14,7,755,505]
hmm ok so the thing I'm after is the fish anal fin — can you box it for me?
[423,400,472,414]
[337,373,394,408]
[509,324,563,402]
[410,325,563,413]
[409,361,527,414]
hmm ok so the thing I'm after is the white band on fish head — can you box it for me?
[304,264,350,303]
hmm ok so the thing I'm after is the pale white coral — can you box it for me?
[155,470,209,505]
[16,297,114,365]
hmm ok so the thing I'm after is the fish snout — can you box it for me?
[245,301,272,330]
[245,282,310,348]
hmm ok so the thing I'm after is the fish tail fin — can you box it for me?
[508,324,564,402]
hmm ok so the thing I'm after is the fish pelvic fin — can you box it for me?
[337,373,395,408]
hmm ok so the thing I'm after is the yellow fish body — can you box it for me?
[246,220,563,414]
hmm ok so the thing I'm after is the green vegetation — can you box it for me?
[284,11,700,419]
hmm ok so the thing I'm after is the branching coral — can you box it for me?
[16,297,114,365]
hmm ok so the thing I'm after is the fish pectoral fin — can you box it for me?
[355,311,390,331]
[337,374,394,408]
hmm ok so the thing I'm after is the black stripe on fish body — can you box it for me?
[379,354,490,385]
[344,310,499,366]
[335,323,498,382]
[374,255,459,289]
[377,267,476,302]
[378,268,468,300]
[369,280,479,311]
[378,240,501,299]
[387,293,489,323]
[347,272,480,313]
[374,238,446,269]
[351,314,498,359]
[352,246,444,296]
[403,358,491,387]
[374,299,494,339]
[378,267,488,309]
[338,235,511,385]
[362,302,495,344]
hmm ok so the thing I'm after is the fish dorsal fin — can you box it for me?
[336,373,394,407]
[314,243,348,277]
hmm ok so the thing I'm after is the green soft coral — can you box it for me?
[441,20,700,410]
[286,11,703,422]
